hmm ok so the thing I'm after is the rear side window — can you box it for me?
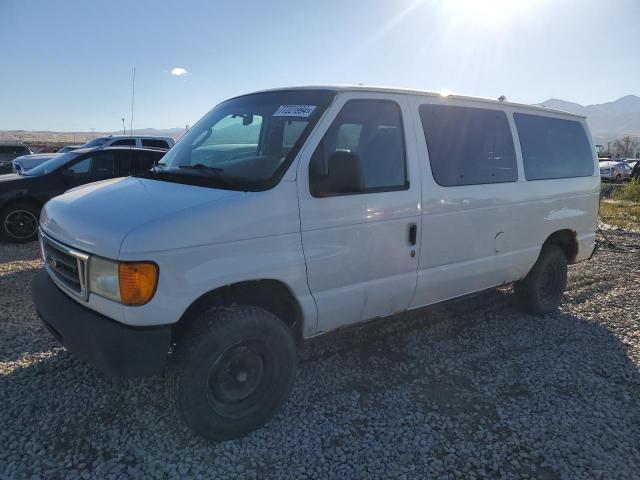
[309,99,407,197]
[513,113,594,180]
[419,104,517,186]
[141,139,170,149]
[111,138,136,146]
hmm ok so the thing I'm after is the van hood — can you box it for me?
[40,176,242,258]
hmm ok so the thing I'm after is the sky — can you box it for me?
[1,0,639,132]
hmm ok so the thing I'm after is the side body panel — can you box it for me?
[409,95,599,309]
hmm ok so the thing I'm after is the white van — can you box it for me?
[32,86,599,440]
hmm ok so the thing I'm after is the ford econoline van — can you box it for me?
[31,86,599,440]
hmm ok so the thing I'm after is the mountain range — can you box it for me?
[537,95,640,145]
[76,94,640,145]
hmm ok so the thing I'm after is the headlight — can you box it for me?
[89,257,158,306]
[89,257,120,302]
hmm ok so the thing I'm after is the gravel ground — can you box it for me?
[1,231,639,479]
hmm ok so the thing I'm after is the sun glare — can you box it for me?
[444,0,532,27]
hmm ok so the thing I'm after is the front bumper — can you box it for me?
[32,269,171,378]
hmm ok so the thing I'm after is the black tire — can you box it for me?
[515,244,567,315]
[615,174,622,183]
[170,306,297,441]
[1,202,40,243]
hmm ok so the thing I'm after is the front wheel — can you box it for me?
[170,306,297,441]
[515,245,567,315]
[1,202,40,243]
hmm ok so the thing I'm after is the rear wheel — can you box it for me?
[170,306,297,441]
[615,174,622,183]
[515,245,567,315]
[1,202,40,243]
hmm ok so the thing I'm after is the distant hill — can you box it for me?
[537,95,640,145]
[0,128,187,146]
[4,95,640,148]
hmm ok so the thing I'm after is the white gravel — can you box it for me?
[1,231,639,479]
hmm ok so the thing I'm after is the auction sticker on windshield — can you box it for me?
[273,105,316,117]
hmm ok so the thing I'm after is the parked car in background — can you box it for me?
[0,146,165,242]
[632,161,640,179]
[81,135,175,150]
[58,145,82,153]
[624,158,638,170]
[12,153,60,173]
[31,86,599,441]
[0,141,32,174]
[599,160,632,182]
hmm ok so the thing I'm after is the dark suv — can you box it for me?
[0,142,32,174]
[0,147,165,243]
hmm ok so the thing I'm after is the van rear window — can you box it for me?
[513,113,594,180]
[419,104,517,186]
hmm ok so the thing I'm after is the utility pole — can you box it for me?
[90,128,95,139]
[122,118,126,135]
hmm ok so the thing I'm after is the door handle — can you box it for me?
[408,223,417,246]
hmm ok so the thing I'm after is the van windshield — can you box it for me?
[144,89,335,191]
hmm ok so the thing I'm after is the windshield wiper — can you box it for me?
[178,163,224,173]
[178,164,241,188]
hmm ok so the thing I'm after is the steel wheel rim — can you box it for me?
[206,340,274,419]
[4,209,38,240]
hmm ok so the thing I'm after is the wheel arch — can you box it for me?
[542,229,578,264]
[1,196,45,212]
[173,279,305,345]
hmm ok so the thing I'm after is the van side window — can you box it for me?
[513,113,594,180]
[309,100,407,197]
[419,104,518,186]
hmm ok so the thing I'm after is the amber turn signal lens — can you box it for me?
[118,262,158,306]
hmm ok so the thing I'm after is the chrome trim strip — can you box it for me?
[40,229,90,301]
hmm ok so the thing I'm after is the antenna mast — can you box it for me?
[130,67,136,136]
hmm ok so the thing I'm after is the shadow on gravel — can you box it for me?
[0,241,40,263]
[0,268,57,363]
[2,284,640,478]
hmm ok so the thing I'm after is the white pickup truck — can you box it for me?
[32,86,599,441]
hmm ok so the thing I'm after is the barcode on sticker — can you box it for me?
[273,105,316,117]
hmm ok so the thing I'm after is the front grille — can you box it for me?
[40,233,89,299]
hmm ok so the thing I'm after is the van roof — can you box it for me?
[251,85,586,119]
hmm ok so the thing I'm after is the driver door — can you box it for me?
[297,93,422,333]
